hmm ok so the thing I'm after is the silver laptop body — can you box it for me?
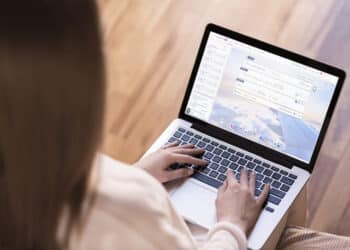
[143,24,345,249]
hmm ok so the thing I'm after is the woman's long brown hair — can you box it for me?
[0,1,105,249]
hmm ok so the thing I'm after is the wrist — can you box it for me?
[218,217,248,235]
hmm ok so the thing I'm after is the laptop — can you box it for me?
[143,24,345,249]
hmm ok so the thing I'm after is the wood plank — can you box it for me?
[308,0,350,233]
[310,141,350,235]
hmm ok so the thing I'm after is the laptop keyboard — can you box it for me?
[166,127,298,213]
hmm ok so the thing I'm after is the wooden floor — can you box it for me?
[98,0,350,236]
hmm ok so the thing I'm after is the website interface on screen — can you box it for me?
[185,32,338,163]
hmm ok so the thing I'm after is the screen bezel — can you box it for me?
[179,23,345,173]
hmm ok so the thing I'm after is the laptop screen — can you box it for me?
[185,31,339,163]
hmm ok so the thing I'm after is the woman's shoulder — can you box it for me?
[95,154,168,204]
[98,154,159,184]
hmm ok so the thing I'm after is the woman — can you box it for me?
[0,1,269,250]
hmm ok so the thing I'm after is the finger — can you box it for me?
[166,168,194,181]
[217,180,228,197]
[257,183,270,206]
[172,154,208,166]
[240,168,249,188]
[226,170,237,187]
[163,141,179,149]
[172,148,205,156]
[169,143,195,150]
[249,171,256,195]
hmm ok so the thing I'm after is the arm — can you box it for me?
[201,170,269,250]
[135,143,269,250]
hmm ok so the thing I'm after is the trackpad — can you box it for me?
[170,179,217,229]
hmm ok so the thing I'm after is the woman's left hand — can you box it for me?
[134,142,207,183]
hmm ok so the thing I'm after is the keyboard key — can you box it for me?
[202,167,210,174]
[209,171,219,178]
[228,148,236,154]
[203,152,213,159]
[238,158,247,166]
[281,176,294,186]
[189,138,198,145]
[197,141,206,148]
[218,166,227,173]
[255,165,264,173]
[203,138,210,143]
[219,145,227,150]
[221,151,230,159]
[268,195,281,205]
[272,181,282,188]
[256,181,262,189]
[289,173,298,179]
[280,184,290,192]
[272,173,281,180]
[221,159,230,167]
[192,173,221,188]
[186,131,194,136]
[263,169,273,176]
[262,162,271,168]
[211,141,219,146]
[229,163,239,170]
[280,170,288,176]
[174,131,182,138]
[178,128,186,133]
[253,159,262,164]
[213,148,223,155]
[236,152,244,157]
[218,174,226,182]
[255,189,261,196]
[271,166,279,171]
[209,163,219,170]
[181,134,190,141]
[256,173,264,181]
[245,155,253,161]
[229,155,239,162]
[194,134,202,139]
[212,156,221,163]
[263,177,273,184]
[236,173,241,181]
[270,188,286,199]
[265,207,274,213]
[247,162,256,169]
[168,137,177,143]
[205,144,214,152]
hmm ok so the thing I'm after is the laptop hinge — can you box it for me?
[191,122,294,169]
[191,122,241,152]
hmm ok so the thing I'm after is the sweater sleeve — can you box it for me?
[200,221,247,250]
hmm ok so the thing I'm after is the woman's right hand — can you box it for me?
[215,168,270,235]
